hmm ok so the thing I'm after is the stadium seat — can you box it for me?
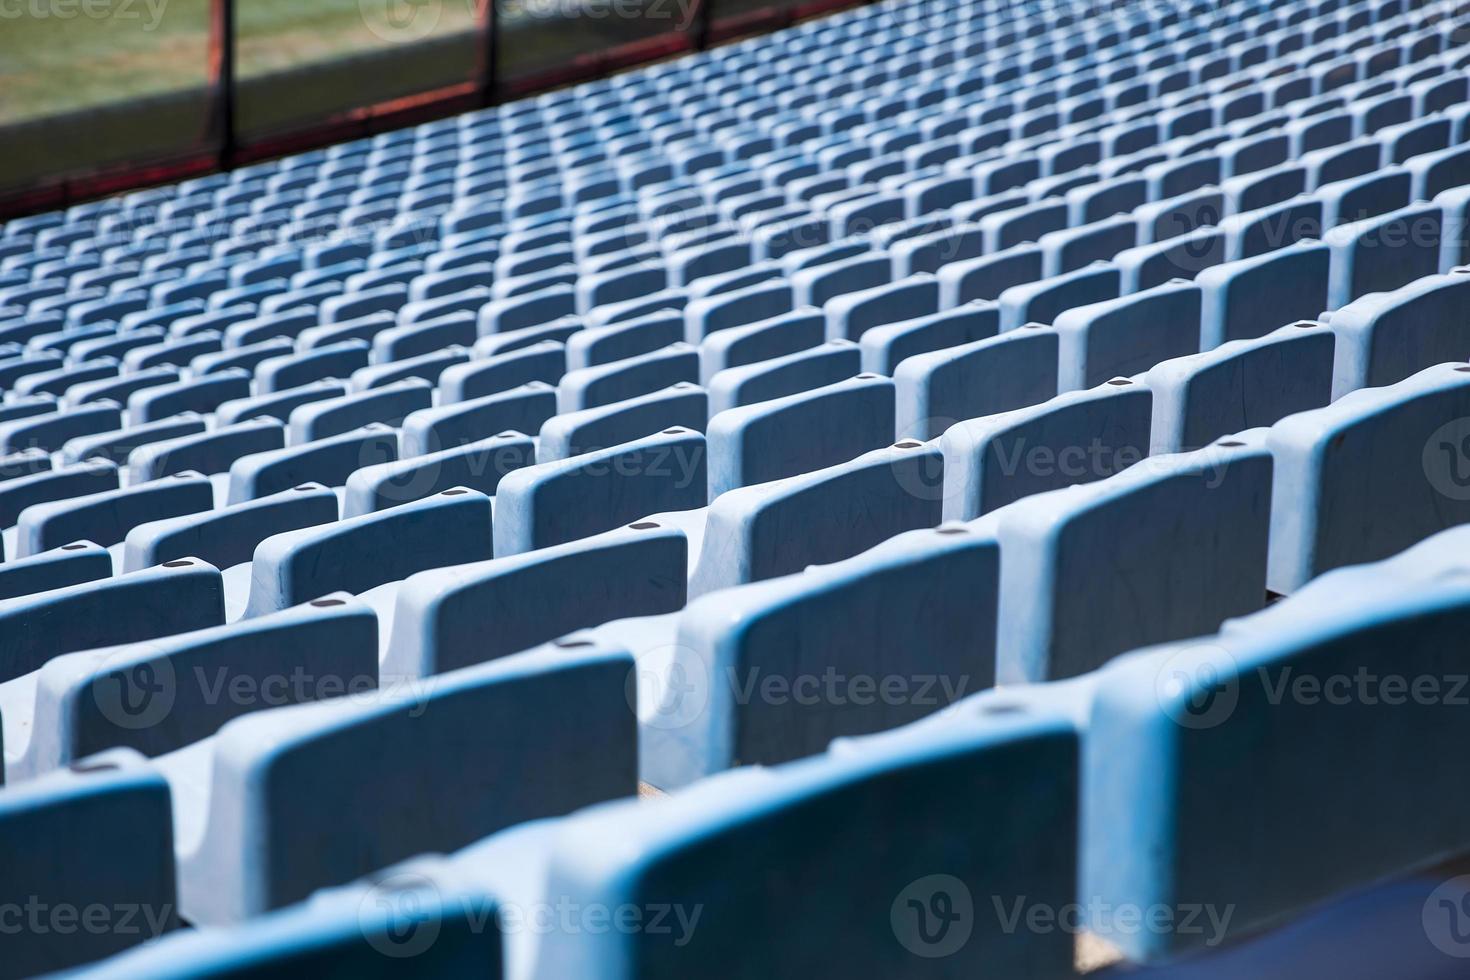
[1197,239,1332,347]
[168,637,633,924]
[894,326,1060,440]
[494,428,707,555]
[941,376,1153,520]
[1052,280,1201,389]
[243,487,492,617]
[990,431,1272,681]
[226,425,398,504]
[0,558,223,683]
[15,473,214,559]
[1268,361,1470,592]
[0,759,178,974]
[538,384,707,462]
[1147,320,1336,452]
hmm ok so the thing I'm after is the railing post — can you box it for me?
[690,0,713,51]
[477,0,500,107]
[207,0,237,169]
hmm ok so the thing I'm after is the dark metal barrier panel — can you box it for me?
[0,0,872,221]
[0,0,215,201]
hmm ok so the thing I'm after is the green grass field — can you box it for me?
[0,0,482,124]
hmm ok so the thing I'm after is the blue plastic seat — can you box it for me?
[1052,279,1201,388]
[991,431,1272,681]
[387,522,686,678]
[0,558,223,682]
[706,374,895,497]
[12,595,376,777]
[0,760,178,975]
[941,377,1154,520]
[1147,320,1336,452]
[15,472,214,559]
[168,637,633,924]
[343,433,534,517]
[227,425,398,504]
[122,484,334,578]
[690,441,944,596]
[1324,202,1444,308]
[0,540,111,601]
[1329,272,1470,397]
[493,428,707,555]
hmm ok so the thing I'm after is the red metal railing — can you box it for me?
[0,0,871,222]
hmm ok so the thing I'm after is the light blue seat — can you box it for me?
[372,310,478,361]
[1324,202,1444,308]
[1221,161,1308,212]
[1113,226,1225,290]
[1318,166,1413,227]
[696,309,825,383]
[539,385,707,462]
[941,377,1154,520]
[0,558,224,683]
[221,308,318,348]
[128,370,252,425]
[399,381,556,456]
[0,540,110,601]
[1328,270,1470,398]
[707,340,862,415]
[1407,141,1470,200]
[15,472,214,558]
[586,287,690,328]
[0,760,178,975]
[791,252,893,307]
[439,341,566,404]
[349,345,470,391]
[0,401,121,454]
[625,517,999,784]
[991,431,1272,681]
[556,342,699,413]
[936,242,1044,306]
[1037,213,1139,276]
[386,523,686,678]
[493,428,707,555]
[215,380,347,426]
[1052,279,1201,389]
[997,262,1122,331]
[520,686,1071,972]
[169,637,633,924]
[565,310,683,369]
[190,337,295,379]
[857,302,998,376]
[1197,239,1332,348]
[227,425,398,504]
[244,487,493,617]
[1084,532,1470,959]
[60,414,206,467]
[479,284,576,334]
[124,484,338,573]
[474,313,584,357]
[823,273,940,342]
[893,326,1060,440]
[286,378,432,444]
[1270,361,1470,592]
[128,418,287,482]
[1221,194,1325,260]
[682,280,794,341]
[295,311,395,350]
[690,441,944,597]
[1134,187,1225,244]
[343,433,534,517]
[14,595,377,778]
[1147,321,1336,453]
[64,361,176,408]
[706,374,894,497]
